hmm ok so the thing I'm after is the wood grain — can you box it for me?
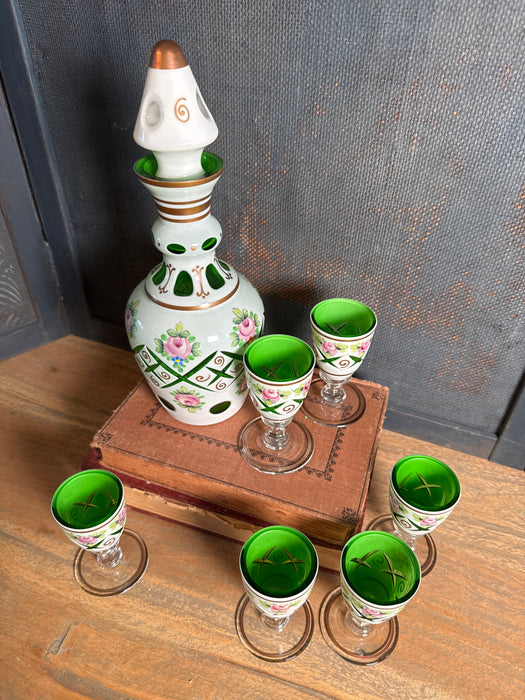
[0,336,523,700]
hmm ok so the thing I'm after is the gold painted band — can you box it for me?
[156,201,211,216]
[157,211,210,223]
[145,278,240,310]
[154,195,211,206]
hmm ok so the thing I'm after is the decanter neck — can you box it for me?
[135,153,239,310]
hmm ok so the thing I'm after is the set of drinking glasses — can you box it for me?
[50,453,460,664]
[235,453,460,664]
[232,297,460,663]
[50,297,460,665]
[239,297,377,474]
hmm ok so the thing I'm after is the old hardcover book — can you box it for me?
[88,378,388,565]
[82,447,344,572]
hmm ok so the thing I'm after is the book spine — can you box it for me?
[123,483,341,573]
[81,448,347,563]
[84,447,355,547]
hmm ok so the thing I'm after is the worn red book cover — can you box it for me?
[89,377,388,549]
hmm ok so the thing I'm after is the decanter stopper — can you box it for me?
[133,39,218,180]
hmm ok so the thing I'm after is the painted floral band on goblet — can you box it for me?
[367,454,461,576]
[235,525,319,662]
[51,469,148,596]
[320,530,420,665]
[238,334,315,474]
[303,298,376,428]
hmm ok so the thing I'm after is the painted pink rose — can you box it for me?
[238,378,248,392]
[175,393,201,407]
[270,603,291,612]
[238,316,256,342]
[118,506,127,526]
[125,308,133,333]
[262,388,281,403]
[420,516,439,527]
[357,338,371,355]
[302,378,312,395]
[77,534,99,545]
[164,336,192,360]
[321,340,338,356]
[390,495,402,511]
[362,606,383,618]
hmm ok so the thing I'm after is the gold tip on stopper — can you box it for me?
[149,40,188,69]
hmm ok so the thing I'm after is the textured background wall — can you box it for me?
[15,0,524,441]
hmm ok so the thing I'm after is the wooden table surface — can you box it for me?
[1,336,523,700]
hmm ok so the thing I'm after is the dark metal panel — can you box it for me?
[0,81,68,359]
[0,0,92,340]
[383,405,497,460]
[0,198,37,331]
[490,376,525,470]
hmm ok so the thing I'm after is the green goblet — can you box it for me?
[320,531,420,664]
[235,525,319,661]
[239,334,315,474]
[51,469,148,596]
[303,298,376,427]
[367,454,461,576]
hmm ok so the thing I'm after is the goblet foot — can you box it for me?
[238,417,314,474]
[319,587,399,665]
[235,594,314,662]
[73,529,148,596]
[302,378,366,427]
[366,514,437,576]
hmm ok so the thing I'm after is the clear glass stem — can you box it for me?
[261,613,290,631]
[261,417,291,451]
[345,609,374,654]
[319,371,347,405]
[96,544,123,568]
[392,520,418,551]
